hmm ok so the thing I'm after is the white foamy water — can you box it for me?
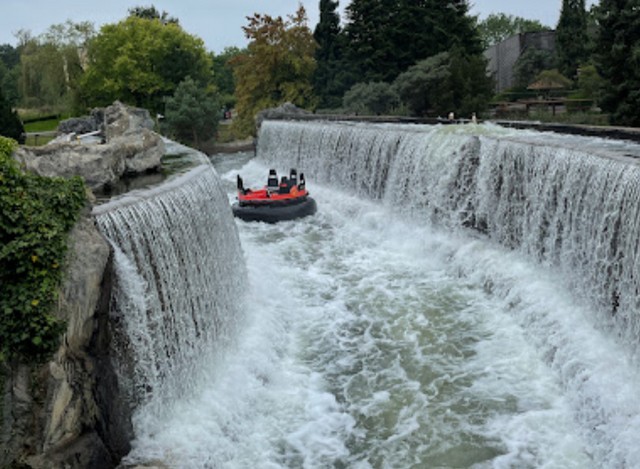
[113,155,638,468]
[106,122,640,468]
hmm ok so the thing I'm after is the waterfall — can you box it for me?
[257,119,640,355]
[93,163,246,414]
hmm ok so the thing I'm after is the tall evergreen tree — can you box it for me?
[556,0,589,79]
[0,88,25,143]
[594,0,640,126]
[343,0,481,86]
[0,44,20,105]
[313,0,345,109]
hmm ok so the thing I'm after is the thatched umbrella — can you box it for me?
[527,71,572,98]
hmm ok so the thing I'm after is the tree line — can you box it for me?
[1,1,640,146]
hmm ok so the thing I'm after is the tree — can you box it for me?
[313,0,346,109]
[211,46,242,110]
[80,16,211,113]
[17,21,94,111]
[594,0,640,126]
[343,0,482,85]
[573,64,603,101]
[478,13,548,48]
[162,76,220,146]
[513,48,557,88]
[0,44,20,105]
[393,52,452,116]
[342,82,398,115]
[393,50,493,118]
[556,0,589,79]
[0,87,25,142]
[128,5,179,24]
[231,6,317,136]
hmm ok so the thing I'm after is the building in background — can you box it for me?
[485,31,556,93]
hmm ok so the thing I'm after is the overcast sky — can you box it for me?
[0,0,598,54]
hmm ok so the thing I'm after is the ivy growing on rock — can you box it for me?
[0,137,86,363]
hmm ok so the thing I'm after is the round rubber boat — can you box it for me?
[231,169,317,223]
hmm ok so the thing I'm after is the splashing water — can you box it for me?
[96,122,640,468]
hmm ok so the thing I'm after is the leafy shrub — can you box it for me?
[0,137,86,363]
[342,82,399,115]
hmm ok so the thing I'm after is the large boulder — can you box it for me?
[14,103,164,191]
[104,101,155,140]
[57,101,155,140]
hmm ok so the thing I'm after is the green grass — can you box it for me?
[24,118,60,133]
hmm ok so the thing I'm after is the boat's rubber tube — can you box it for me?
[232,197,317,223]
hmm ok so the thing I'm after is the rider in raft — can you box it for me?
[232,168,317,223]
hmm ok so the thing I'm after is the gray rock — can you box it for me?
[14,103,165,191]
[0,216,130,468]
[104,101,155,140]
[58,116,100,135]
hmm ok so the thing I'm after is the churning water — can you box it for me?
[99,122,640,468]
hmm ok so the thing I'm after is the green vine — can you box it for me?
[0,136,86,363]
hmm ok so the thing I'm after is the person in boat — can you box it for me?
[232,168,317,222]
[267,169,279,191]
[279,176,290,194]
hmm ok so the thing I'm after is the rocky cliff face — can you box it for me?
[1,102,162,468]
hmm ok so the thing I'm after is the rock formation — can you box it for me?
[1,102,162,468]
[13,102,164,192]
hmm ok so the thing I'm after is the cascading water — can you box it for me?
[252,119,640,468]
[93,163,246,435]
[259,120,640,348]
[94,121,640,468]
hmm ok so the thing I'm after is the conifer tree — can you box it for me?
[556,0,589,79]
[313,0,345,109]
[0,88,25,143]
[343,0,481,86]
[594,0,640,126]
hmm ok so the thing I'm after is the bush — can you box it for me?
[342,82,399,115]
[393,50,493,118]
[0,137,86,363]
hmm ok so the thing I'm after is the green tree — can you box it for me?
[128,5,179,24]
[342,81,398,115]
[163,76,220,146]
[231,6,317,136]
[0,44,20,105]
[393,52,452,116]
[513,48,557,88]
[80,15,211,113]
[573,64,603,100]
[313,0,346,109]
[17,21,94,112]
[211,46,242,110]
[344,0,481,85]
[556,0,589,79]
[0,88,25,142]
[594,0,640,126]
[393,50,493,118]
[477,13,548,48]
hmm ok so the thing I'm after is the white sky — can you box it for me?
[0,0,599,54]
